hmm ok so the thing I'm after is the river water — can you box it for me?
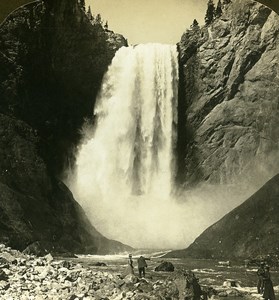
[70,254,279,295]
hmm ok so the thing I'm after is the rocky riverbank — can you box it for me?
[1,244,276,300]
[0,244,180,299]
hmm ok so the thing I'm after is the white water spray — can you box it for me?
[72,44,181,248]
[70,44,245,249]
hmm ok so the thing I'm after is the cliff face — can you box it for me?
[166,174,279,259]
[0,0,127,176]
[0,0,130,253]
[177,0,279,186]
[170,1,279,259]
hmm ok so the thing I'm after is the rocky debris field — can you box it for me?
[0,244,181,299]
[0,244,274,300]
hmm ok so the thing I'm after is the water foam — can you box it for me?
[69,44,246,249]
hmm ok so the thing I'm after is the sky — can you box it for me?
[86,0,208,44]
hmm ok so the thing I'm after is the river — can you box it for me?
[69,253,279,295]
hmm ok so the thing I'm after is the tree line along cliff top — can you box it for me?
[1,0,279,24]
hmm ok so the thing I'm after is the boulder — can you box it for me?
[223,280,241,288]
[218,291,228,297]
[124,274,139,284]
[0,252,16,264]
[218,261,231,267]
[44,253,54,264]
[154,261,175,272]
[93,262,107,267]
[226,288,243,297]
[23,242,48,257]
[0,269,9,281]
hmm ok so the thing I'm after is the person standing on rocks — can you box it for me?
[262,266,276,300]
[137,255,150,278]
[122,254,135,277]
[184,271,202,300]
[257,262,266,294]
[127,254,134,274]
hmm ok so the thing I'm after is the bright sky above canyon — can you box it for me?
[86,0,208,44]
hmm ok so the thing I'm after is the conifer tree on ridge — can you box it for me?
[79,0,86,11]
[216,0,223,17]
[205,0,216,26]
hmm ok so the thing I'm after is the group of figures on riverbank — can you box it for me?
[124,254,151,279]
[0,245,278,299]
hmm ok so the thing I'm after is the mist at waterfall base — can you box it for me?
[69,44,249,250]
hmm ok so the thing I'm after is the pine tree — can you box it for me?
[215,0,222,17]
[104,21,108,30]
[87,6,93,20]
[223,0,231,4]
[205,0,215,26]
[190,19,200,31]
[95,13,103,25]
[79,0,85,11]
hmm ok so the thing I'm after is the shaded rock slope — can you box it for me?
[177,0,279,186]
[0,0,127,175]
[165,174,279,259]
[0,0,130,254]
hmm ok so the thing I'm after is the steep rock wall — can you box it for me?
[0,0,130,253]
[0,0,127,176]
[177,0,279,187]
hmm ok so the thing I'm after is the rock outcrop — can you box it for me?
[0,113,131,254]
[0,0,127,176]
[0,0,129,253]
[165,174,279,259]
[177,0,279,186]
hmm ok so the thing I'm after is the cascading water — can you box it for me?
[70,43,245,249]
[71,44,188,249]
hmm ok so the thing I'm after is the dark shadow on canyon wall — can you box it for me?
[0,0,130,253]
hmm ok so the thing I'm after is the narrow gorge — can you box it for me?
[0,0,279,257]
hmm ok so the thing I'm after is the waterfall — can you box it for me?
[72,44,182,248]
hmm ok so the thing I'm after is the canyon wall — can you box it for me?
[177,0,279,187]
[170,0,279,258]
[0,0,130,253]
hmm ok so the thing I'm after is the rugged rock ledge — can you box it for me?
[177,0,279,186]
